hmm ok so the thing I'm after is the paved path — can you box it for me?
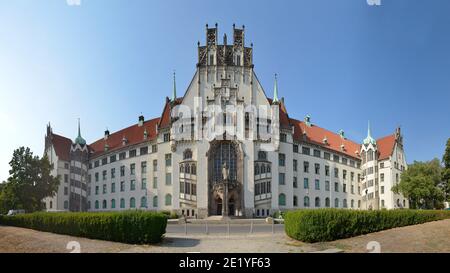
[0,219,449,253]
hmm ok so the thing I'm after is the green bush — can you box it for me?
[0,211,167,244]
[285,209,450,243]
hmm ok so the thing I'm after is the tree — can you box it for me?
[442,138,450,201]
[0,147,60,213]
[392,158,445,209]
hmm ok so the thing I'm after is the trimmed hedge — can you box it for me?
[285,209,450,243]
[0,211,167,244]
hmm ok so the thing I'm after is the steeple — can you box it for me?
[273,73,279,103]
[171,71,177,102]
[74,118,86,146]
[363,120,376,145]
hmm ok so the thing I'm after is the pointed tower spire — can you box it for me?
[74,118,86,146]
[273,73,279,103]
[363,120,376,145]
[77,118,81,138]
[171,70,177,102]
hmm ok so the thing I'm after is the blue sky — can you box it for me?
[0,0,449,182]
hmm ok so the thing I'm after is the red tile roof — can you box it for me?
[267,99,291,129]
[89,118,160,159]
[377,134,396,160]
[52,134,72,161]
[290,118,361,160]
[158,98,183,129]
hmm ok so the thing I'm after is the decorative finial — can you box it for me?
[171,70,177,102]
[273,73,279,103]
[363,120,376,145]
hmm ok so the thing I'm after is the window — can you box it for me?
[343,183,347,193]
[102,158,107,165]
[119,152,126,160]
[303,161,309,173]
[315,197,320,207]
[64,187,68,195]
[303,178,309,189]
[141,196,147,208]
[153,160,158,171]
[141,161,147,174]
[153,196,158,207]
[64,163,69,169]
[380,162,384,168]
[381,199,385,208]
[279,194,286,206]
[302,147,310,155]
[324,152,331,160]
[293,196,298,207]
[314,163,320,175]
[342,158,348,165]
[103,184,107,194]
[152,144,158,153]
[95,186,99,195]
[111,199,116,209]
[110,155,116,163]
[153,177,157,189]
[183,149,193,160]
[130,163,135,175]
[130,180,136,191]
[351,172,354,182]
[95,172,99,182]
[165,154,172,167]
[258,151,267,160]
[111,182,116,193]
[325,197,330,207]
[111,168,115,179]
[166,173,172,185]
[102,170,107,181]
[293,176,298,188]
[163,133,170,142]
[343,170,347,180]
[165,194,172,206]
[102,200,107,209]
[325,166,330,176]
[64,201,68,209]
[333,155,340,162]
[279,173,285,185]
[334,198,339,208]
[255,164,260,175]
[49,201,53,209]
[120,198,125,209]
[64,174,69,183]
[95,200,99,209]
[120,166,125,177]
[315,179,320,190]
[191,164,197,175]
[140,146,148,155]
[293,144,299,153]
[120,181,125,192]
[325,181,330,191]
[381,173,385,182]
[351,185,354,194]
[343,199,348,208]
[334,182,339,192]
[381,186,385,194]
[141,178,147,190]
[313,149,321,158]
[293,160,298,172]
[279,154,286,166]
[130,197,136,208]
[280,133,287,142]
[94,161,99,167]
[304,196,310,207]
[351,199,354,208]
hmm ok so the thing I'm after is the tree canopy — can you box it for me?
[442,138,450,201]
[0,147,60,214]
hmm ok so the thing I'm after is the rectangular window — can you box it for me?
[64,163,69,169]
[141,178,147,190]
[315,163,320,175]
[111,168,115,179]
[350,160,355,167]
[380,162,384,169]
[303,178,309,189]
[103,184,107,194]
[120,166,125,177]
[293,144,299,153]
[342,157,348,165]
[102,158,107,165]
[130,163,135,175]
[64,174,69,183]
[324,152,331,160]
[95,172,99,182]
[351,185,354,194]
[88,174,91,183]
[315,179,320,190]
[165,154,172,167]
[64,187,68,195]
[325,181,330,191]
[343,183,347,193]
[351,172,354,182]
[280,133,287,142]
[303,161,309,173]
[313,149,321,158]
[279,154,286,167]
[129,149,137,158]
[95,186,99,195]
[334,182,339,192]
[343,170,347,180]
[165,173,172,185]
[120,181,125,192]
[293,176,298,188]
[152,144,158,153]
[381,186,385,194]
[325,165,330,176]
[140,146,148,155]
[334,168,339,178]
[153,160,158,171]
[111,183,116,193]
[153,177,157,189]
[141,161,147,174]
[333,155,339,162]
[279,173,285,185]
[119,152,126,160]
[102,170,107,181]
[110,154,116,163]
[302,147,310,155]
[163,133,170,142]
[130,180,136,191]
[380,173,384,182]
[94,160,99,168]
[293,160,298,172]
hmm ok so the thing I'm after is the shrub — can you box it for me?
[0,211,167,244]
[284,209,450,243]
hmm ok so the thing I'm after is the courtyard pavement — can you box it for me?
[0,219,449,253]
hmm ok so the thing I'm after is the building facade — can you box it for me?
[43,25,409,218]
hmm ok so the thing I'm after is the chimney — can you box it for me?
[104,129,110,140]
[138,115,144,127]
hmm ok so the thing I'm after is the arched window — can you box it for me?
[120,198,125,209]
[343,199,348,208]
[279,193,286,206]
[315,197,320,207]
[325,197,330,207]
[95,200,99,209]
[255,164,260,175]
[102,200,107,209]
[183,149,192,160]
[111,199,116,209]
[153,196,158,207]
[180,164,184,173]
[351,199,354,208]
[261,164,266,174]
[165,194,172,206]
[130,197,136,208]
[141,196,147,208]
[304,196,310,207]
[185,164,190,174]
[334,198,339,208]
[293,195,298,207]
[267,165,271,173]
[191,164,196,175]
[212,142,237,181]
[64,201,68,210]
